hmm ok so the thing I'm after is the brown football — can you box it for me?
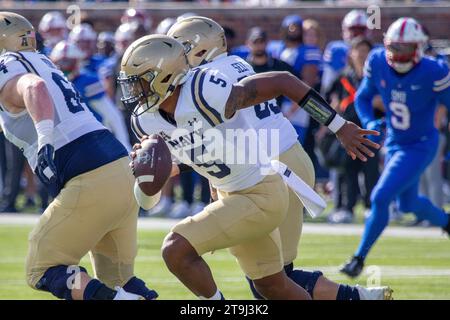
[133,134,172,196]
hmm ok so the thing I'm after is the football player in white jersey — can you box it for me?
[0,12,157,300]
[166,16,393,300]
[119,35,379,300]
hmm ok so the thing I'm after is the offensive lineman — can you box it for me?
[119,34,379,300]
[165,15,392,300]
[0,12,157,300]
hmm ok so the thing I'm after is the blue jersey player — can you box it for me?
[341,18,450,278]
[321,10,370,95]
[68,23,105,74]
[267,15,322,86]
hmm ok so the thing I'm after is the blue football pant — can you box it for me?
[355,141,449,258]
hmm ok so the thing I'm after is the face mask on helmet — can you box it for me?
[385,42,420,73]
[181,40,194,55]
[283,24,302,42]
[343,26,368,42]
[43,28,67,47]
[118,70,163,116]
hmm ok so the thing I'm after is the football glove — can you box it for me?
[36,144,57,185]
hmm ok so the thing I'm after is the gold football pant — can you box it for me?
[172,173,289,280]
[277,142,316,265]
[26,157,139,289]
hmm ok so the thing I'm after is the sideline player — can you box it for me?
[321,9,370,95]
[0,12,157,300]
[119,34,379,300]
[342,17,450,278]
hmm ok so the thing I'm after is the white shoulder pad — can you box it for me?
[188,67,233,126]
[0,53,30,92]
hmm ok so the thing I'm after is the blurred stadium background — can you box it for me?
[0,0,449,299]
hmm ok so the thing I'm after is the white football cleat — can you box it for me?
[327,209,354,224]
[356,285,393,300]
[113,287,144,300]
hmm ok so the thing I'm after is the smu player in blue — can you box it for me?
[37,11,68,57]
[50,40,131,150]
[341,18,450,277]
[268,15,322,86]
[68,24,105,75]
[321,10,370,95]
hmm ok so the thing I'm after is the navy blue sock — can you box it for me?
[245,276,264,299]
[36,265,87,300]
[123,277,158,300]
[337,284,360,300]
[284,263,323,299]
[83,279,116,300]
[246,264,324,299]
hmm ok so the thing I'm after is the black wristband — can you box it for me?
[178,163,193,173]
[298,89,337,126]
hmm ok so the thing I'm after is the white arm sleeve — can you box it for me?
[89,96,131,151]
[133,182,161,211]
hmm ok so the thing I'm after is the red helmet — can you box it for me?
[38,11,68,47]
[384,17,428,73]
[342,10,369,43]
[49,40,84,78]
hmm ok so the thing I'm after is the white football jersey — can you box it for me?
[200,54,299,158]
[134,67,269,192]
[0,51,105,169]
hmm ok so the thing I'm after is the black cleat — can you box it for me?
[443,214,450,237]
[340,256,365,278]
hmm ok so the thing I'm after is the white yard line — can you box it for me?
[0,214,447,239]
[0,264,448,281]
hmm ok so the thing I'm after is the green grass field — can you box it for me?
[0,225,449,300]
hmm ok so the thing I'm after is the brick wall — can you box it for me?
[7,2,450,49]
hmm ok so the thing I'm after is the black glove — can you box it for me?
[36,144,57,185]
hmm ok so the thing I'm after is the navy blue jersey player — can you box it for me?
[342,18,450,277]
